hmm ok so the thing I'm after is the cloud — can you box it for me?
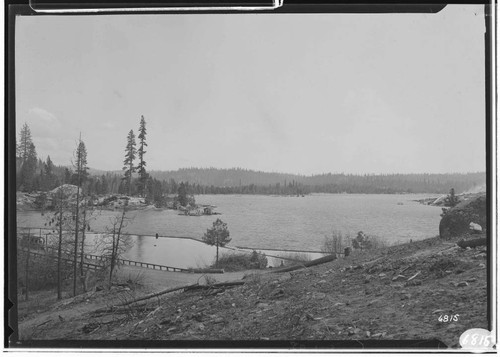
[26,107,62,138]
[28,107,59,125]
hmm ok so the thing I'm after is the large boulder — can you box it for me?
[439,193,487,239]
[49,184,79,198]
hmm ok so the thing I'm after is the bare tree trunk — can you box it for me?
[109,224,117,287]
[57,194,63,300]
[111,207,127,282]
[128,161,133,196]
[73,136,83,297]
[80,202,87,292]
[25,229,31,301]
[216,241,219,268]
[73,184,80,296]
[108,206,128,286]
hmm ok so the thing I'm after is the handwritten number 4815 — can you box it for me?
[438,314,459,322]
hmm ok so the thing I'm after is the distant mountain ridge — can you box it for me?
[142,167,485,194]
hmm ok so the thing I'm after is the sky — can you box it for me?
[15,5,486,175]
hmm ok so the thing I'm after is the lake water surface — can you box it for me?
[17,193,442,268]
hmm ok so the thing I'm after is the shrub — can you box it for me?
[249,250,268,269]
[443,188,460,208]
[352,231,388,250]
[322,231,350,255]
[272,252,312,267]
[210,251,268,271]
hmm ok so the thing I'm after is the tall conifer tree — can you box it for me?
[72,136,87,296]
[17,122,33,163]
[19,142,38,192]
[136,116,148,197]
[122,130,137,196]
[17,123,38,191]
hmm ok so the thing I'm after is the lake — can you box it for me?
[17,193,443,268]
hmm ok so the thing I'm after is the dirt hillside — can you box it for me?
[14,233,488,349]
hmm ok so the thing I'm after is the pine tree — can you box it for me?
[72,136,88,296]
[202,219,231,268]
[122,130,137,196]
[99,174,109,195]
[136,116,148,197]
[43,155,56,190]
[17,123,38,191]
[17,123,33,164]
[64,168,72,184]
[177,182,188,207]
[45,156,54,177]
[19,142,38,192]
[48,185,73,300]
[72,141,88,186]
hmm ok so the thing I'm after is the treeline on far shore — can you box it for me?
[15,121,485,206]
[17,159,485,199]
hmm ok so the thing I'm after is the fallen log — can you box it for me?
[457,238,487,249]
[270,255,336,274]
[189,268,224,274]
[94,301,150,314]
[37,319,52,327]
[93,281,245,313]
[93,283,199,313]
[183,281,245,291]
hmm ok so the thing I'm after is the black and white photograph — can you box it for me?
[6,1,496,351]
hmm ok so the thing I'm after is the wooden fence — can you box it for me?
[22,245,191,273]
[20,249,103,271]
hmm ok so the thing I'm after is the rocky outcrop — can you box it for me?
[439,193,487,239]
[17,187,148,211]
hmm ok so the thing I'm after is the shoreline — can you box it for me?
[16,224,418,255]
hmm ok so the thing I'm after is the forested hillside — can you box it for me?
[148,168,485,195]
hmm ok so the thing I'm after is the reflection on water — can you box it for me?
[136,235,145,261]
[124,235,325,269]
[39,230,323,269]
[124,235,217,269]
